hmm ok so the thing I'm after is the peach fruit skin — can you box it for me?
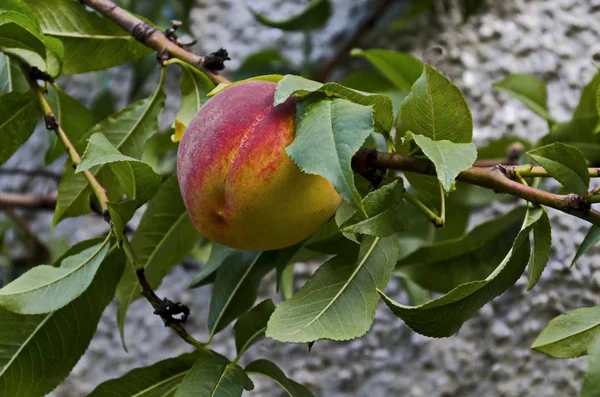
[176,80,341,251]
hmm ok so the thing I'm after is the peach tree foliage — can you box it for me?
[0,0,599,396]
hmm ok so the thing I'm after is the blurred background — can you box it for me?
[1,0,600,396]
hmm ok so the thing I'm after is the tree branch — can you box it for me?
[314,0,397,82]
[80,0,231,86]
[354,148,600,227]
[0,192,56,210]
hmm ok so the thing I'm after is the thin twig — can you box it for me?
[80,0,231,86]
[0,192,56,210]
[354,148,600,227]
[403,191,444,227]
[314,0,398,82]
[0,168,61,181]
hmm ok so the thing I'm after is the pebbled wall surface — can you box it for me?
[22,0,600,395]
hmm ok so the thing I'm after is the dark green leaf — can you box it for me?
[275,75,394,133]
[234,299,276,355]
[266,236,400,342]
[167,58,214,126]
[89,353,201,396]
[45,85,93,164]
[249,0,331,31]
[0,53,28,93]
[492,73,554,123]
[537,116,600,165]
[341,178,406,236]
[351,48,423,92]
[23,0,151,74]
[116,175,201,346]
[52,74,165,226]
[90,88,115,124]
[572,226,600,267]
[286,97,372,215]
[575,70,600,119]
[175,351,253,396]
[395,207,525,292]
[0,235,110,314]
[235,49,294,80]
[397,64,473,145]
[581,337,600,397]
[107,200,137,240]
[528,142,590,196]
[527,206,551,290]
[0,246,124,396]
[410,133,477,191]
[188,243,253,289]
[246,359,314,397]
[208,251,275,335]
[0,91,38,166]
[532,306,600,358]
[380,206,539,338]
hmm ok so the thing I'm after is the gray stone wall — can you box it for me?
[24,0,600,395]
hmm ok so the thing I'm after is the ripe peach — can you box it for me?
[177,81,341,251]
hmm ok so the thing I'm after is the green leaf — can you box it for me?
[274,74,394,132]
[528,142,590,196]
[0,91,38,165]
[532,306,600,358]
[575,70,600,119]
[76,132,161,204]
[410,133,477,191]
[175,351,253,397]
[167,58,214,126]
[572,226,600,267]
[89,353,202,396]
[0,245,124,396]
[350,48,423,92]
[537,115,600,165]
[395,206,525,293]
[52,73,165,226]
[249,0,331,31]
[492,74,554,123]
[23,0,151,74]
[106,200,137,240]
[245,359,314,397]
[266,235,400,342]
[380,205,540,338]
[0,235,110,314]
[234,299,276,356]
[527,206,551,290]
[116,175,201,346]
[581,337,600,397]
[209,251,276,335]
[286,97,372,216]
[397,64,473,145]
[340,178,406,237]
[45,85,93,164]
[0,53,28,93]
[188,243,247,289]
[235,49,294,80]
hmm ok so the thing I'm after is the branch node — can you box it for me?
[202,48,230,72]
[566,194,591,214]
[153,298,190,326]
[43,114,58,131]
[131,22,157,44]
[352,148,385,187]
[102,209,111,223]
[30,66,53,83]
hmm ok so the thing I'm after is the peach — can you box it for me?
[177,81,341,251]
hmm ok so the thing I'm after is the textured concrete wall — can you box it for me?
[32,0,600,395]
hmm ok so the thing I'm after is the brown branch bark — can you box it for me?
[354,149,600,227]
[314,0,398,82]
[80,0,231,86]
[0,192,57,210]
